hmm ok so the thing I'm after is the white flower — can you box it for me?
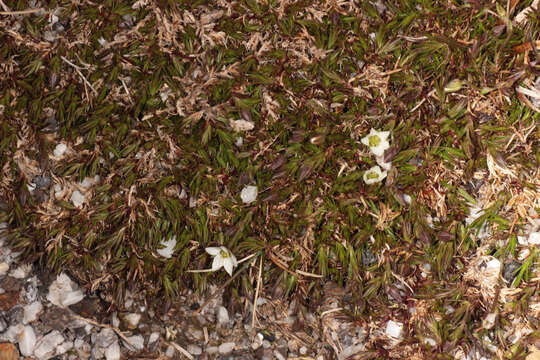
[157,236,177,258]
[361,129,390,157]
[363,165,387,184]
[205,246,238,276]
[375,155,392,170]
[240,185,258,204]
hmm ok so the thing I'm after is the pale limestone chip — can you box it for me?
[240,185,258,204]
[229,119,254,132]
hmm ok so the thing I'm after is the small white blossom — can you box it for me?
[363,165,387,184]
[361,129,390,157]
[205,246,238,276]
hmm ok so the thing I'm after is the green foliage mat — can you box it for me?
[1,0,540,356]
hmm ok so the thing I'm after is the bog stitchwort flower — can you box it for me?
[205,246,238,276]
[363,165,387,184]
[361,129,390,157]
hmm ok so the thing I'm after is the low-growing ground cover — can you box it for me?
[1,0,540,357]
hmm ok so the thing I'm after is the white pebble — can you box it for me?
[53,143,67,157]
[56,340,73,355]
[216,306,230,327]
[70,190,86,208]
[105,341,121,360]
[218,342,235,354]
[148,332,160,345]
[18,326,37,356]
[123,335,144,351]
[230,119,254,132]
[10,264,31,279]
[0,262,9,276]
[187,344,202,355]
[240,185,258,204]
[33,330,64,359]
[529,232,540,245]
[235,136,243,147]
[482,312,496,329]
[123,313,142,329]
[165,345,175,357]
[385,320,403,339]
[23,301,43,324]
[274,350,287,360]
[403,194,412,205]
[47,273,85,307]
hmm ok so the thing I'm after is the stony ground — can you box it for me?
[0,223,369,360]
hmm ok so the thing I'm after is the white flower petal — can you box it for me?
[360,135,371,147]
[205,247,221,256]
[370,141,390,157]
[378,130,390,140]
[361,129,391,157]
[223,259,234,276]
[376,155,392,170]
[230,253,238,267]
[211,256,224,271]
[363,165,387,184]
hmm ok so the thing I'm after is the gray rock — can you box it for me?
[121,313,141,329]
[219,342,235,354]
[33,330,65,359]
[187,344,203,355]
[34,174,51,189]
[3,324,24,343]
[274,348,287,360]
[0,262,8,276]
[6,306,24,325]
[343,343,364,357]
[93,328,117,347]
[216,306,230,327]
[361,249,377,266]
[105,341,121,360]
[74,339,91,359]
[165,345,175,357]
[91,347,105,359]
[0,315,7,332]
[57,340,73,355]
[503,261,521,284]
[206,346,219,354]
[123,334,144,351]
[23,301,43,324]
[147,331,160,352]
[18,325,36,356]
